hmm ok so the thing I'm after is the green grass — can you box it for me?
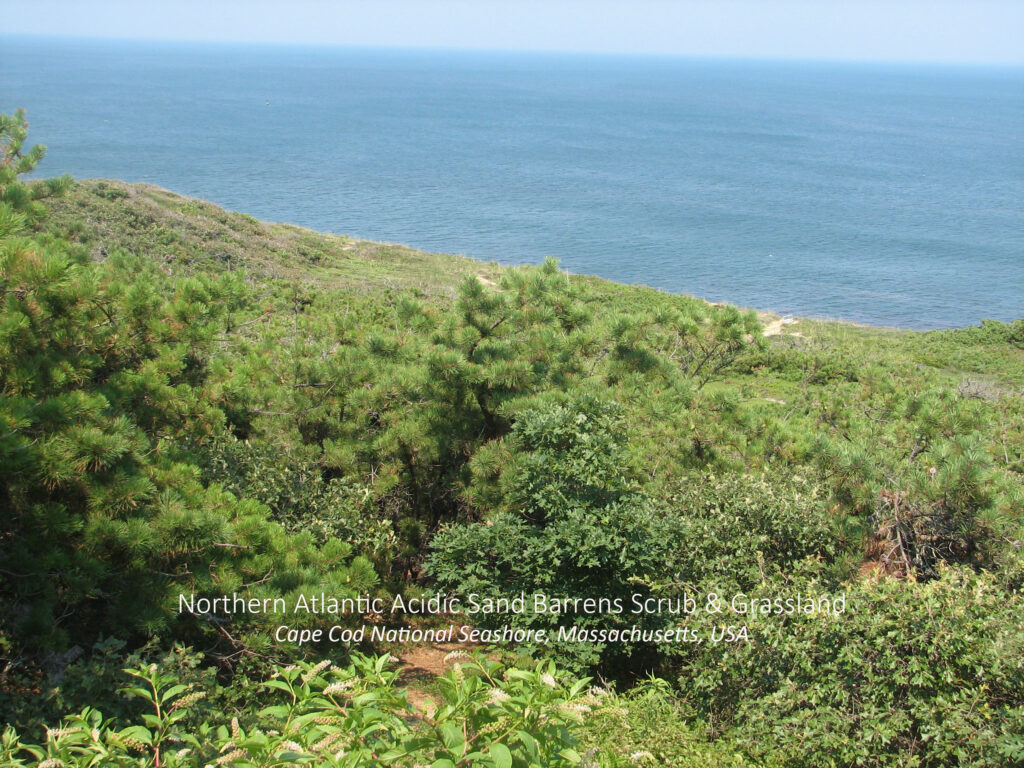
[43,178,506,295]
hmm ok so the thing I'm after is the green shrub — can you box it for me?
[0,138,376,657]
[665,472,854,587]
[3,639,217,740]
[576,677,756,768]
[194,433,396,559]
[677,567,1024,768]
[427,397,682,672]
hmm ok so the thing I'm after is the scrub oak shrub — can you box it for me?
[426,396,683,672]
[665,472,854,588]
[194,432,396,559]
[676,566,1024,768]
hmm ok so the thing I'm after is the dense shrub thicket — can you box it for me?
[0,198,376,655]
[3,110,1024,766]
[672,566,1024,767]
[427,396,683,671]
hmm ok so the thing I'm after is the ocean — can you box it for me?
[2,36,1022,328]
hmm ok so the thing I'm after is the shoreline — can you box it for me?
[44,178,1018,334]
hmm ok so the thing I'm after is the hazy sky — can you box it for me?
[6,0,1023,64]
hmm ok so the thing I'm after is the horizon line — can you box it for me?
[4,32,1023,69]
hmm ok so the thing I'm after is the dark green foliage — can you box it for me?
[427,397,682,671]
[2,638,219,739]
[0,236,376,652]
[194,433,395,559]
[0,113,375,666]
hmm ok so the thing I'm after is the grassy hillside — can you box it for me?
[43,178,506,293]
[3,162,1023,767]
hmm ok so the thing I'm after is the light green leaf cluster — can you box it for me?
[2,654,588,768]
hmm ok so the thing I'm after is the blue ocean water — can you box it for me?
[2,36,1022,329]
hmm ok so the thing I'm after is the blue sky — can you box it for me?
[6,0,1023,64]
